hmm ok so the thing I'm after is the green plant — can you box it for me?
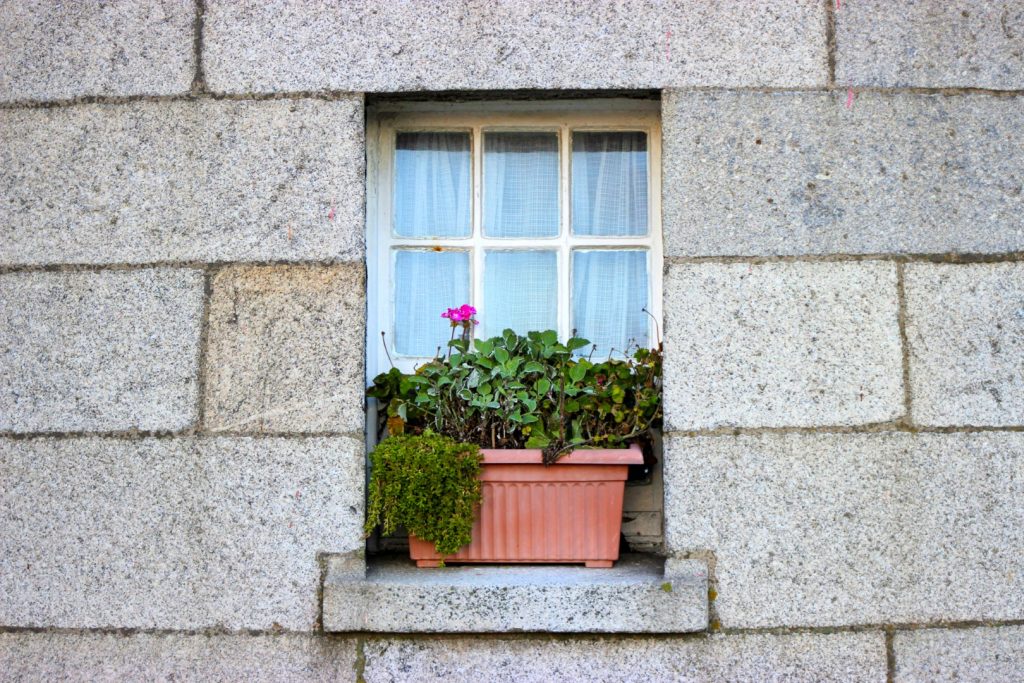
[364,432,483,555]
[369,321,662,465]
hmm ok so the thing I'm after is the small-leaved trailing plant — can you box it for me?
[363,431,482,556]
[364,304,662,555]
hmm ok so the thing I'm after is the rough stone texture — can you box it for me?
[0,269,203,433]
[0,435,364,630]
[905,263,1024,427]
[362,632,886,682]
[203,0,827,93]
[836,1,1024,90]
[0,0,195,103]
[662,91,1024,256]
[664,432,1024,628]
[0,632,357,682]
[0,97,364,266]
[895,626,1024,683]
[663,261,903,430]
[205,265,365,434]
[324,555,707,633]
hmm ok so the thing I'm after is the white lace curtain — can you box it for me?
[393,250,469,357]
[394,132,471,237]
[572,131,648,236]
[483,132,560,238]
[391,130,649,357]
[572,249,649,356]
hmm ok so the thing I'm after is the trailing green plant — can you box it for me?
[364,431,483,555]
[369,319,662,465]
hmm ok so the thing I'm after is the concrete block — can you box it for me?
[0,435,364,630]
[323,555,707,633]
[0,0,195,103]
[836,1,1024,89]
[204,264,365,434]
[0,97,364,265]
[663,91,1024,256]
[0,632,357,681]
[663,261,903,430]
[0,269,203,432]
[361,631,886,682]
[895,626,1024,682]
[905,263,1024,427]
[203,0,827,93]
[664,432,1024,628]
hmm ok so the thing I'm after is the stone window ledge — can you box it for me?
[322,554,708,633]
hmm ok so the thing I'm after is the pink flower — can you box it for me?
[441,304,478,326]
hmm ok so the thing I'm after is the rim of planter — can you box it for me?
[478,443,643,465]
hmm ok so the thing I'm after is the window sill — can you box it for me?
[322,554,708,633]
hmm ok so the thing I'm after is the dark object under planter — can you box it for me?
[409,444,643,568]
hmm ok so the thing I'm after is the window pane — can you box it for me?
[483,132,559,238]
[571,131,648,236]
[572,250,648,355]
[394,132,471,237]
[483,251,557,338]
[394,250,470,356]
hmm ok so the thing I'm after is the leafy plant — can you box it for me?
[364,432,483,555]
[369,321,662,465]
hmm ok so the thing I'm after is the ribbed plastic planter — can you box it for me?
[409,444,644,568]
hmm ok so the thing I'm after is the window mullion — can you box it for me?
[472,125,485,321]
[558,123,572,340]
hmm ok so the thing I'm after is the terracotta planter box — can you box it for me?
[409,444,644,568]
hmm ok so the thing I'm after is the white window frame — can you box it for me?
[366,99,663,379]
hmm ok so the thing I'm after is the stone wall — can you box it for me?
[1,1,1022,680]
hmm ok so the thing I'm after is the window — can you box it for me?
[367,100,662,376]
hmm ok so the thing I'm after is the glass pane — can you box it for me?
[483,251,557,338]
[394,132,471,237]
[394,250,470,356]
[571,131,648,236]
[483,132,559,238]
[572,250,648,355]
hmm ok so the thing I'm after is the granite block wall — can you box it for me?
[1,1,1021,680]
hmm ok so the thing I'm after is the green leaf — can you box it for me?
[569,364,586,383]
[494,347,510,364]
[525,434,551,448]
[523,361,545,374]
[473,339,494,355]
[540,330,558,345]
[566,337,591,352]
[535,378,551,394]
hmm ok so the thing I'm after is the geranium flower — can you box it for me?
[441,304,478,326]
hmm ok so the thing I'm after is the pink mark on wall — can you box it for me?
[845,88,855,109]
[328,198,336,221]
[665,30,672,62]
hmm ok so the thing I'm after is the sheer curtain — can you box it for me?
[483,132,559,238]
[394,132,471,237]
[482,250,558,338]
[571,131,648,236]
[572,250,649,356]
[394,250,469,357]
